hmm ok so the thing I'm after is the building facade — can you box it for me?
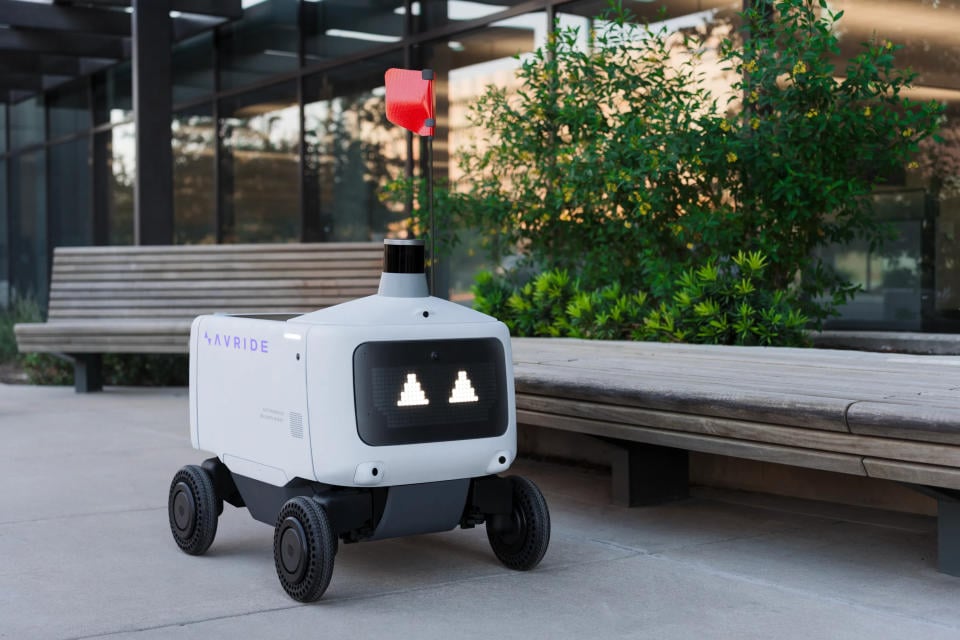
[1,0,959,330]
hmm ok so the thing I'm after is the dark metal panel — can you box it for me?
[132,0,174,245]
[0,75,44,92]
[0,28,126,58]
[0,0,131,36]
[55,0,242,19]
[0,53,81,76]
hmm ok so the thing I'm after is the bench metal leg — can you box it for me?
[607,440,689,507]
[906,485,960,576]
[71,354,103,393]
[938,498,960,576]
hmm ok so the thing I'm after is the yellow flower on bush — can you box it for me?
[726,152,738,163]
[719,119,732,132]
[907,161,920,169]
[749,90,759,103]
[792,60,807,75]
[744,60,758,73]
[863,106,872,117]
[751,117,761,130]
[806,109,819,118]
[902,128,914,137]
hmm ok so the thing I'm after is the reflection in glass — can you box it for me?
[219,83,300,242]
[821,190,928,330]
[173,32,215,106]
[303,0,404,62]
[102,124,136,245]
[173,106,217,244]
[50,139,93,249]
[413,1,527,32]
[0,160,7,307]
[219,0,299,91]
[49,83,90,140]
[10,151,48,307]
[423,16,543,301]
[93,62,133,125]
[10,96,44,151]
[303,55,407,242]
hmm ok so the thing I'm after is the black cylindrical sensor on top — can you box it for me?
[383,239,425,274]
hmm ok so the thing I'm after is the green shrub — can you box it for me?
[0,295,43,363]
[642,251,809,346]
[386,0,942,329]
[21,353,74,385]
[21,354,189,387]
[474,251,809,347]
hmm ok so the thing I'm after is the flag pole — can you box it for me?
[423,69,436,298]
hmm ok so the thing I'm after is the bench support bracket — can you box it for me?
[909,485,960,576]
[601,439,689,507]
[70,354,103,393]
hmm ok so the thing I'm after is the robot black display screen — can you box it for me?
[353,338,508,446]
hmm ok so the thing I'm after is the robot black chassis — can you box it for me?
[167,239,551,602]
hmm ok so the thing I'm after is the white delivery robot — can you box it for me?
[167,239,550,601]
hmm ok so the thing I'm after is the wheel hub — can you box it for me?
[172,482,196,535]
[279,517,308,584]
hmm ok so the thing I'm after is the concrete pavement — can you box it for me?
[3,384,960,639]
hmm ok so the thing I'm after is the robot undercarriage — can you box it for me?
[168,457,550,602]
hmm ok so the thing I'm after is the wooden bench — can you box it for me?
[511,337,960,575]
[14,242,382,392]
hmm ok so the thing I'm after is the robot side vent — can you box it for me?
[289,412,304,439]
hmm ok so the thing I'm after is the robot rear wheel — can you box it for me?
[486,475,550,571]
[168,465,221,556]
[273,496,337,602]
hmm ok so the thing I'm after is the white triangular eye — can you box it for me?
[397,373,429,406]
[449,370,479,404]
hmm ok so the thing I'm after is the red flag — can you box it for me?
[385,68,435,137]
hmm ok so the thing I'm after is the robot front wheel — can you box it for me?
[168,465,222,556]
[273,497,337,602]
[486,475,551,571]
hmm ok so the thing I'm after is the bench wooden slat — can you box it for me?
[51,269,382,282]
[863,459,960,491]
[517,394,960,468]
[514,362,853,433]
[50,278,380,298]
[15,242,382,359]
[517,407,867,476]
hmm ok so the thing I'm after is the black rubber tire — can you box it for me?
[273,496,336,602]
[168,465,219,556]
[486,475,551,571]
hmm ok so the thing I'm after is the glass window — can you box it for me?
[98,124,135,245]
[219,82,300,242]
[93,62,133,125]
[413,1,530,33]
[48,82,90,140]
[302,53,407,242]
[820,190,928,330]
[173,32,215,106]
[303,0,405,63]
[173,105,217,244]
[49,139,93,249]
[10,150,48,307]
[419,15,544,301]
[829,0,960,329]
[10,96,44,151]
[218,0,299,91]
[0,160,7,307]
